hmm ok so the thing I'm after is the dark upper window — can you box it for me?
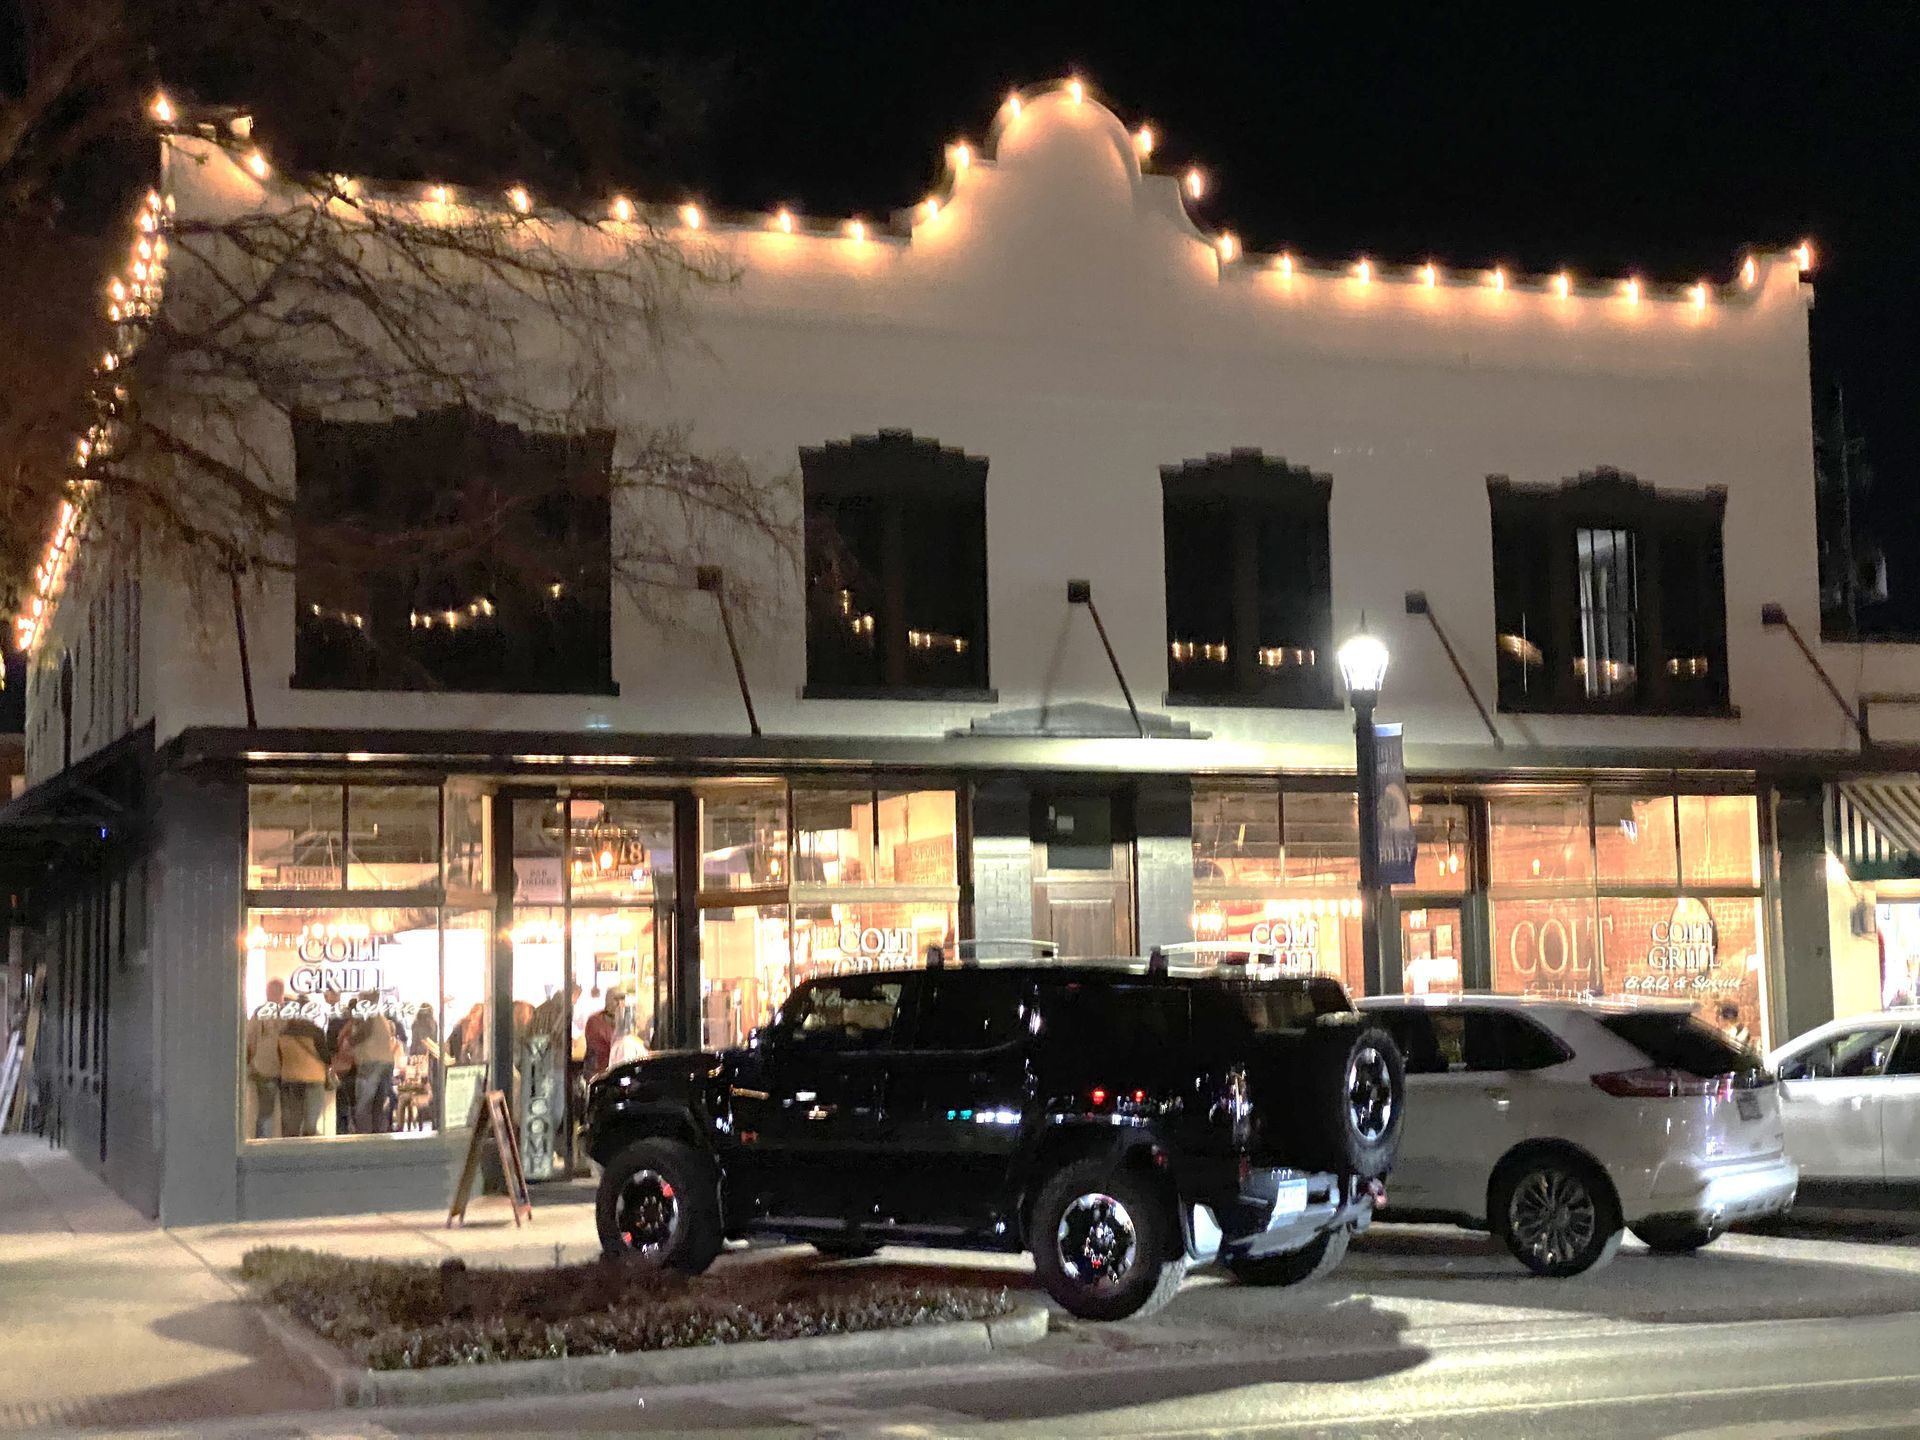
[1489,469,1728,716]
[1161,450,1334,707]
[292,408,613,694]
[802,431,989,697]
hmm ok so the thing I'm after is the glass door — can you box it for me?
[1400,902,1465,996]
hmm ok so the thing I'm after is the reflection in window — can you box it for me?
[569,798,675,904]
[445,782,490,892]
[1408,802,1470,892]
[1679,795,1760,886]
[346,786,441,891]
[701,789,788,894]
[249,785,344,889]
[1576,527,1638,699]
[1591,794,1678,887]
[1487,795,1592,887]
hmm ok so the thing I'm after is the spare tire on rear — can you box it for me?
[1259,1016,1404,1179]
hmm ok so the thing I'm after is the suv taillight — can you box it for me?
[1591,1067,1736,1100]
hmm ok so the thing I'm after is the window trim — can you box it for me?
[1161,450,1336,709]
[1488,469,1732,718]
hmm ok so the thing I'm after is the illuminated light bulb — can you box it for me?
[598,847,614,871]
[1420,262,1437,287]
[330,174,357,197]
[1276,252,1294,277]
[922,196,940,220]
[1006,91,1023,117]
[1553,271,1571,298]
[1794,240,1814,271]
[610,195,634,222]
[848,218,867,242]
[1067,78,1085,104]
[679,203,702,230]
[1740,255,1758,287]
[1624,277,1641,304]
[151,92,175,124]
[1690,281,1709,310]
[427,183,450,205]
[1184,167,1205,200]
[243,149,270,180]
[1134,125,1155,158]
[507,185,532,213]
[1489,266,1506,291]
[775,208,794,233]
[1216,232,1238,263]
[1355,257,1372,285]
[109,278,126,301]
[953,142,972,170]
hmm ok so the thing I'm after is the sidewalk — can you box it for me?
[0,1136,598,1436]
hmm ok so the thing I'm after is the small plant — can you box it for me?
[241,1246,1015,1371]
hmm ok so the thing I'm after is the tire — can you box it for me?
[1491,1151,1625,1277]
[595,1136,723,1274]
[1224,1225,1351,1288]
[1030,1157,1187,1321]
[811,1239,882,1260]
[1291,1018,1405,1179]
[1631,1219,1719,1254]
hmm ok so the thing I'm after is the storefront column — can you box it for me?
[670,790,701,1049]
[1772,782,1837,1043]
[488,794,515,1106]
[969,779,1032,943]
[1135,778,1194,953]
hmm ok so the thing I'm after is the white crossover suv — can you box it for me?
[1358,995,1797,1275]
[1768,1009,1920,1190]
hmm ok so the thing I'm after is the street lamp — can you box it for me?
[1338,626,1391,995]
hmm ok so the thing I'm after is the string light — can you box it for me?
[1420,262,1438,287]
[679,203,702,230]
[1554,271,1571,298]
[952,142,972,170]
[775,208,794,233]
[1623,277,1641,305]
[1355,258,1372,285]
[1740,255,1758,287]
[610,195,634,222]
[1006,91,1023,117]
[1216,232,1238,263]
[150,93,175,124]
[847,218,867,242]
[507,185,532,214]
[1276,252,1294,278]
[427,183,450,205]
[1489,267,1506,292]
[1184,167,1205,200]
[243,149,270,180]
[1134,125,1155,158]
[922,197,940,220]
[1689,282,1709,310]
[1794,240,1814,272]
[1067,78,1085,104]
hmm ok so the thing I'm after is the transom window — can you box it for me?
[801,431,989,697]
[1162,450,1334,707]
[1489,469,1728,715]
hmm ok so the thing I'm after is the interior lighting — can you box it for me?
[1741,255,1758,287]
[1216,232,1239,262]
[1134,125,1155,158]
[1276,252,1294,277]
[680,203,702,230]
[1689,282,1709,309]
[1624,277,1641,305]
[1355,258,1372,285]
[1006,91,1023,117]
[151,93,175,124]
[1420,262,1437,287]
[610,195,634,222]
[1067,78,1085,104]
[1489,267,1506,292]
[1794,240,1814,272]
[848,219,867,242]
[775,208,795,232]
[427,184,450,205]
[1553,272,1571,298]
[952,142,972,170]
[507,185,532,214]
[922,197,940,220]
[244,149,270,180]
[1184,167,1205,200]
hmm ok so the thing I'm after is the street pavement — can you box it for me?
[6,1134,1920,1438]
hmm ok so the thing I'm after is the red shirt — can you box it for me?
[584,1010,617,1075]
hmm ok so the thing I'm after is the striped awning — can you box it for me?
[1835,779,1920,880]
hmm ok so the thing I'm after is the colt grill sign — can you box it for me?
[289,924,386,994]
[1500,898,1724,993]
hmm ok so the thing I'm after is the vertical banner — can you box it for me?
[1374,723,1418,885]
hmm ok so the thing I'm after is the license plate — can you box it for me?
[1736,1092,1761,1121]
[1265,1180,1310,1229]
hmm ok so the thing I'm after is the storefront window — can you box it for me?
[1592,794,1678,887]
[248,785,345,889]
[345,786,441,890]
[702,788,787,892]
[1192,789,1280,886]
[1596,895,1767,1039]
[1284,793,1360,889]
[441,909,491,1128]
[445,782,489,892]
[701,903,793,1050]
[1488,795,1593,887]
[569,798,674,904]
[512,799,566,904]
[1408,802,1470,892]
[1490,895,1604,998]
[242,905,447,1140]
[507,906,570,1178]
[1679,795,1760,886]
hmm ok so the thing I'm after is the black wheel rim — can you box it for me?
[1508,1167,1597,1269]
[1056,1192,1138,1289]
[616,1167,680,1257]
[1347,1043,1394,1142]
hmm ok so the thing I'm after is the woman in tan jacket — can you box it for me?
[276,1015,331,1138]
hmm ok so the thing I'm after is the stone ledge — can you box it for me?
[251,1299,1050,1409]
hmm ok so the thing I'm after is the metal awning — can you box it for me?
[0,726,150,917]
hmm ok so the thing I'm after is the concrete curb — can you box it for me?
[252,1300,1051,1409]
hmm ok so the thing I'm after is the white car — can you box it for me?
[1359,994,1797,1275]
[1767,1009,1920,1189]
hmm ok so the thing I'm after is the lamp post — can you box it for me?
[1338,627,1391,996]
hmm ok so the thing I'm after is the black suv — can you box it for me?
[585,960,1405,1319]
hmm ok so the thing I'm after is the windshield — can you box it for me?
[1600,1012,1760,1076]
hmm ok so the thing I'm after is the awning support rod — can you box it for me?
[229,566,257,729]
[698,566,761,738]
[1068,579,1144,738]
[1405,591,1502,748]
[1761,603,1866,746]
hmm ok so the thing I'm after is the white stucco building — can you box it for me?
[7,81,1916,1222]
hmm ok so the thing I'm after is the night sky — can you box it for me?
[590,2,1920,625]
